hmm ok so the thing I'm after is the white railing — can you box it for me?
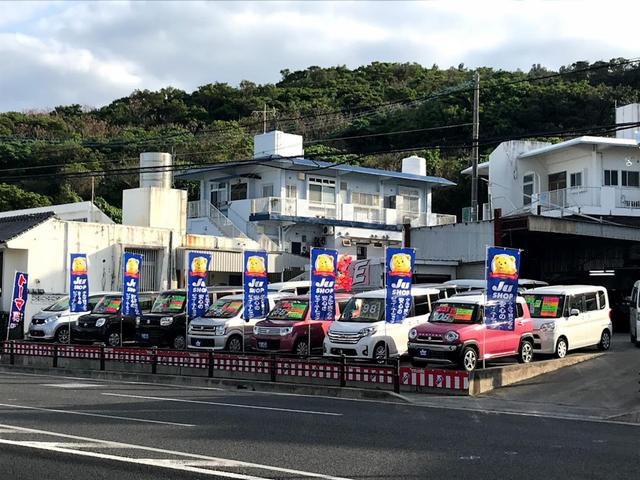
[207,203,250,240]
[615,187,640,209]
[187,201,203,218]
[250,197,297,216]
[307,202,337,219]
[535,187,601,211]
[429,213,457,226]
[352,205,383,223]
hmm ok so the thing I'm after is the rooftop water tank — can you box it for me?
[140,152,172,189]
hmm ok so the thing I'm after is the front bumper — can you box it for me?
[407,342,462,363]
[251,335,296,353]
[27,325,56,340]
[323,337,373,359]
[136,327,173,346]
[71,326,108,343]
[188,333,227,350]
[532,330,556,353]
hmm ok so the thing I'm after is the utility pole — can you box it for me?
[471,71,480,221]
[252,104,277,134]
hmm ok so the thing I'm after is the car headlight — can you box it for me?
[539,322,555,332]
[358,326,377,337]
[409,328,418,340]
[215,325,226,335]
[279,327,293,336]
[95,318,106,328]
[444,330,460,343]
[135,317,140,326]
[160,317,174,327]
[253,326,260,335]
[44,316,56,324]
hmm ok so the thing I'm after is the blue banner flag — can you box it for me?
[485,246,521,331]
[9,271,29,330]
[187,251,211,318]
[385,247,415,323]
[310,248,338,321]
[69,253,89,313]
[243,250,269,320]
[122,252,143,317]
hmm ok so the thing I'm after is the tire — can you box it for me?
[597,330,611,351]
[631,333,636,345]
[373,342,388,364]
[226,335,243,353]
[172,334,186,350]
[555,337,568,359]
[518,339,534,364]
[54,328,70,344]
[459,346,478,372]
[107,331,121,347]
[294,338,309,357]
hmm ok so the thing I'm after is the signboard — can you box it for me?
[243,250,269,320]
[8,271,28,330]
[69,253,89,313]
[485,246,521,330]
[385,247,415,324]
[310,248,338,320]
[187,251,211,318]
[122,252,143,317]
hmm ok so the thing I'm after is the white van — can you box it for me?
[628,280,640,347]
[523,285,612,358]
[323,286,444,362]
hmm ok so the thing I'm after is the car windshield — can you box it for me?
[267,300,308,321]
[43,297,70,312]
[151,293,186,313]
[429,303,479,323]
[92,296,122,314]
[524,294,565,318]
[204,299,243,318]
[339,298,384,322]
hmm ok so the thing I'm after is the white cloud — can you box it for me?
[1,0,640,111]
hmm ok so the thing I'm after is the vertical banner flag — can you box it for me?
[69,253,89,313]
[187,251,211,318]
[122,252,143,317]
[243,250,269,320]
[485,246,521,330]
[310,248,338,320]
[9,271,29,330]
[385,247,415,323]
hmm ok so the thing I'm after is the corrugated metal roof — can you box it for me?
[519,135,639,159]
[0,212,55,244]
[176,157,456,186]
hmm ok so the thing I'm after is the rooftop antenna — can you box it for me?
[252,104,277,133]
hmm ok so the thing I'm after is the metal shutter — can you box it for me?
[123,248,159,292]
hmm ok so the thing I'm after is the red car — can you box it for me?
[407,294,534,371]
[251,294,350,356]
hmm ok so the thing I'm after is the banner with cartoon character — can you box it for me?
[187,252,211,318]
[243,250,269,320]
[385,247,415,323]
[310,248,338,320]
[122,252,143,317]
[8,271,29,331]
[69,253,89,313]
[485,246,521,330]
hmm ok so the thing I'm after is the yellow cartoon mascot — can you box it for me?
[191,256,209,277]
[491,254,517,278]
[126,257,140,277]
[71,256,88,275]
[246,255,266,276]
[314,254,335,276]
[390,253,412,276]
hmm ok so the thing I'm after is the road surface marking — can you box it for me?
[41,383,102,388]
[102,393,343,416]
[0,422,353,480]
[0,402,195,427]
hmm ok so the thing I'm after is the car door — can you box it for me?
[566,294,586,349]
[582,291,601,346]
[631,285,639,339]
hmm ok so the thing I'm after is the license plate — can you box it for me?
[141,333,149,340]
[258,341,267,349]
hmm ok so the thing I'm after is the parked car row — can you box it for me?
[25,281,614,371]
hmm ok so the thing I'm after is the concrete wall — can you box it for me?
[122,188,187,235]
[411,221,493,264]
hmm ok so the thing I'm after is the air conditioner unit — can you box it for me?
[323,226,334,235]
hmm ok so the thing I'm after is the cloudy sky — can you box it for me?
[2,0,639,112]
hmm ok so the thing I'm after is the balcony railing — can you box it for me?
[615,187,640,208]
[534,187,602,211]
[251,197,298,216]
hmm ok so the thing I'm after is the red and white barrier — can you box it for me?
[346,365,394,384]
[276,360,341,380]
[400,367,469,390]
[213,355,270,374]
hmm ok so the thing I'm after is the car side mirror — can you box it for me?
[569,308,580,317]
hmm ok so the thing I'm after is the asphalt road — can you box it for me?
[0,361,638,480]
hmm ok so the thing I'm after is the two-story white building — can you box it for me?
[179,130,457,259]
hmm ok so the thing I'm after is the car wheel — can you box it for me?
[55,328,70,344]
[631,333,636,344]
[295,339,309,357]
[459,346,478,372]
[518,339,534,364]
[172,334,186,350]
[107,331,121,347]
[597,330,611,351]
[555,337,568,359]
[226,335,243,353]
[373,342,388,364]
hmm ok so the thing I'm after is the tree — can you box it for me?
[0,184,51,212]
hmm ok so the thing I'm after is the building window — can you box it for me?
[356,245,367,260]
[523,173,534,206]
[399,187,419,211]
[622,170,640,187]
[548,172,567,191]
[210,182,228,208]
[230,182,247,201]
[262,184,274,198]
[383,195,396,209]
[604,170,618,186]
[570,172,582,188]
[285,184,297,198]
[351,192,379,206]
[308,177,336,204]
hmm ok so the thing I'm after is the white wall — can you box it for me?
[411,221,494,264]
[122,187,187,235]
[0,201,114,224]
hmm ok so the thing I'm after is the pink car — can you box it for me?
[407,294,534,371]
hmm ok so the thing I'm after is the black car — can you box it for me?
[71,293,156,347]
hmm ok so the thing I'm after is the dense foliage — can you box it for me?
[1,58,639,219]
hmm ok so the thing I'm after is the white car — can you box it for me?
[323,287,445,362]
[629,280,640,347]
[187,293,287,352]
[523,285,612,358]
